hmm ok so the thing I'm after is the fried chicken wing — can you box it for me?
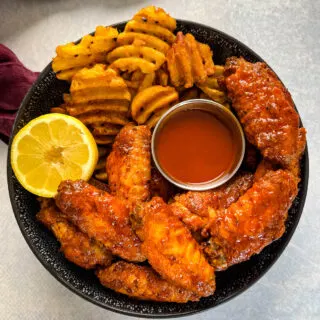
[106,123,151,209]
[37,199,112,269]
[133,197,215,297]
[224,57,304,168]
[203,169,298,270]
[55,180,145,262]
[96,261,199,302]
[170,172,254,234]
[149,166,175,202]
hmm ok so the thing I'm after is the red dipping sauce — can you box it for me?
[154,108,240,185]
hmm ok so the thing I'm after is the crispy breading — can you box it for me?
[96,261,199,302]
[37,199,112,269]
[133,197,215,297]
[149,167,175,202]
[203,169,298,270]
[224,57,305,168]
[106,123,151,208]
[55,180,145,262]
[167,32,215,88]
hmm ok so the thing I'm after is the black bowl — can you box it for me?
[7,20,308,317]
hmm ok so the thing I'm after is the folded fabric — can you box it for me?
[0,44,39,144]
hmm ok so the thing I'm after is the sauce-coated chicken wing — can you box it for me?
[170,172,253,234]
[37,199,112,269]
[55,180,145,262]
[133,197,215,297]
[203,169,298,270]
[224,57,304,168]
[106,123,151,209]
[96,261,199,302]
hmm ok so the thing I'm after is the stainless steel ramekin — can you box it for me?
[151,99,245,191]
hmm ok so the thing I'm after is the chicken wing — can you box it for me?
[203,169,298,270]
[37,199,112,269]
[55,180,145,262]
[170,172,254,235]
[149,166,175,202]
[106,123,151,209]
[96,261,199,302]
[224,57,304,168]
[132,197,215,297]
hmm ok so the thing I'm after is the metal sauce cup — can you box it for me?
[151,99,245,191]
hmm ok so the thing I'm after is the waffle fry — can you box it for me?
[117,32,170,54]
[133,6,176,31]
[167,32,215,88]
[155,68,169,86]
[138,72,156,91]
[92,146,110,182]
[58,64,130,144]
[108,45,166,74]
[197,65,228,105]
[114,6,176,75]
[120,6,176,50]
[179,87,201,102]
[131,85,178,124]
[52,26,118,81]
[145,108,169,128]
[124,20,175,44]
[50,107,67,114]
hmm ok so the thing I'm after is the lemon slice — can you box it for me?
[11,113,98,197]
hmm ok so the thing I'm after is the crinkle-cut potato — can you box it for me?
[167,32,215,88]
[197,65,228,105]
[179,87,201,102]
[139,72,156,91]
[115,6,176,60]
[145,107,169,128]
[133,6,176,31]
[109,57,157,74]
[52,26,118,81]
[92,146,110,182]
[117,32,170,54]
[124,20,176,44]
[108,45,166,74]
[58,64,130,145]
[65,100,129,117]
[124,71,156,98]
[155,68,169,86]
[131,85,178,124]
[50,106,67,114]
[92,123,122,136]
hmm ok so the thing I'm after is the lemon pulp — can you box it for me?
[11,113,98,197]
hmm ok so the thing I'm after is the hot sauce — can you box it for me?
[155,109,237,184]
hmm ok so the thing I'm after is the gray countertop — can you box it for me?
[1,0,319,319]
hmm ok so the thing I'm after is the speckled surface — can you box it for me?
[1,1,319,319]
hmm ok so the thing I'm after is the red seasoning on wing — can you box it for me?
[203,169,298,270]
[96,261,199,303]
[106,123,152,209]
[170,172,254,234]
[37,199,112,269]
[224,57,305,168]
[55,180,145,262]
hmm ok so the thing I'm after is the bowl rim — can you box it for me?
[6,19,309,318]
[151,98,246,191]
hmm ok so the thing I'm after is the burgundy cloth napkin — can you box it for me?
[0,44,39,144]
